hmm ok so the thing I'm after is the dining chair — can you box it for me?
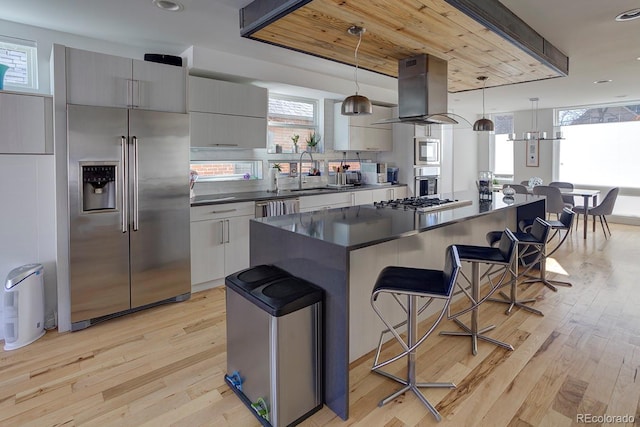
[533,185,571,220]
[520,180,529,186]
[503,184,529,194]
[572,187,619,239]
[549,181,575,207]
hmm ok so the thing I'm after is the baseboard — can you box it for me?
[192,279,224,294]
[608,215,640,226]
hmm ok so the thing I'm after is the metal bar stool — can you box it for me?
[519,216,572,291]
[485,218,551,316]
[439,229,518,355]
[370,245,462,422]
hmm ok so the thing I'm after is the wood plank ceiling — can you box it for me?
[240,0,569,93]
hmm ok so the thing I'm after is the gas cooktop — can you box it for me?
[373,197,472,213]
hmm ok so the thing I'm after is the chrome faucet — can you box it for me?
[298,150,314,190]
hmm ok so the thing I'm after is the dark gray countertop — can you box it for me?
[251,191,544,250]
[190,184,408,206]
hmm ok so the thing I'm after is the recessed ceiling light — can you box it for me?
[152,0,184,12]
[615,8,640,21]
[594,79,612,84]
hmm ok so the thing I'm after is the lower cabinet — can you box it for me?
[190,202,254,291]
[299,192,352,212]
[369,186,407,202]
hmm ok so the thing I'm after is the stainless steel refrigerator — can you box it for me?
[67,104,191,331]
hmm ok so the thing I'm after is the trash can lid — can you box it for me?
[226,274,323,317]
[225,264,291,293]
[5,263,43,290]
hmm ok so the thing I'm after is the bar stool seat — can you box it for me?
[440,229,518,355]
[370,245,462,422]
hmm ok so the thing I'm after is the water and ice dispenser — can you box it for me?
[82,165,116,212]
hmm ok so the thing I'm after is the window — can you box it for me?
[491,114,514,179]
[0,35,38,90]
[190,160,263,182]
[556,102,640,188]
[268,95,319,153]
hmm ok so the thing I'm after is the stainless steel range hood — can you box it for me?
[378,54,458,125]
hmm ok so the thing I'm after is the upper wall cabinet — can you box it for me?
[0,91,53,154]
[333,103,393,152]
[65,47,186,113]
[188,76,268,149]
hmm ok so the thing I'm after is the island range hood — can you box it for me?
[380,54,458,125]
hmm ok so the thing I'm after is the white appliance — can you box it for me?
[361,163,388,185]
[3,264,45,350]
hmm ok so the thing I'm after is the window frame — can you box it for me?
[268,94,320,153]
[489,113,515,181]
[0,35,38,91]
[554,101,640,188]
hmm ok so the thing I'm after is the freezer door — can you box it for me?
[128,109,191,307]
[68,105,131,323]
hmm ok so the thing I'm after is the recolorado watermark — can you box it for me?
[576,414,635,424]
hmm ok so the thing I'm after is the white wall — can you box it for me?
[0,155,57,336]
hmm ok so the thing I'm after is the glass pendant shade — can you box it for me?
[473,76,494,132]
[342,94,372,115]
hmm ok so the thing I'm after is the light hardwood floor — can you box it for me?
[1,224,639,426]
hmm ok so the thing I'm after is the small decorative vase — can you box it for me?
[502,185,516,197]
[0,63,9,90]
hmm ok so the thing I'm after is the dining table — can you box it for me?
[560,188,600,239]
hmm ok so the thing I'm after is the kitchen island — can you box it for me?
[249,192,544,420]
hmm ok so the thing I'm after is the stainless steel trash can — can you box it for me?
[225,265,323,427]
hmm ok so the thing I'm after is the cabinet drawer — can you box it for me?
[191,201,254,222]
[299,192,352,210]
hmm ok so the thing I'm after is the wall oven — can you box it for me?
[414,166,440,197]
[415,137,440,165]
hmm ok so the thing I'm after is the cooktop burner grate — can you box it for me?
[373,197,472,212]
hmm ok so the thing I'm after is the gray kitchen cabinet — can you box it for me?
[65,47,186,112]
[333,102,393,152]
[190,112,266,149]
[189,76,267,118]
[188,76,268,149]
[0,91,53,154]
[190,202,254,291]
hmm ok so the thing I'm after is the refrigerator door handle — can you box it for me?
[132,136,139,231]
[121,136,128,233]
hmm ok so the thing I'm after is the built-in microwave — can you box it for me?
[415,138,440,165]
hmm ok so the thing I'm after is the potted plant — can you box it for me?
[305,132,321,152]
[291,134,300,153]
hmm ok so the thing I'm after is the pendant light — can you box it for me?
[473,76,494,131]
[341,25,372,116]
